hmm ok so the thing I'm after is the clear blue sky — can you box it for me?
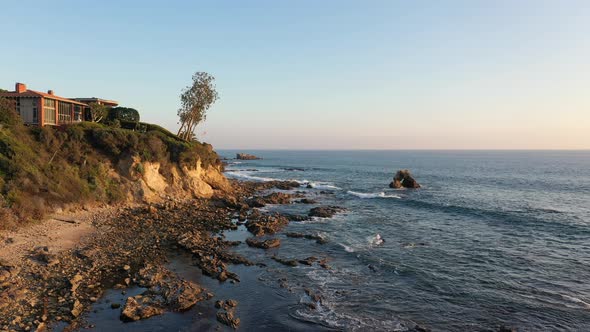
[1,1,589,149]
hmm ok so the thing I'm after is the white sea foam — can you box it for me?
[224,171,280,182]
[339,243,355,252]
[294,179,341,190]
[561,294,590,309]
[347,191,401,199]
[368,234,384,245]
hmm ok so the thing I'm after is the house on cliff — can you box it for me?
[0,82,118,126]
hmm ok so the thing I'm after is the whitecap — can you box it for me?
[296,180,341,190]
[561,294,590,309]
[339,243,355,253]
[347,191,401,199]
[368,234,384,246]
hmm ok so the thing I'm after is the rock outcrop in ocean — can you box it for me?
[389,169,421,189]
[236,153,262,160]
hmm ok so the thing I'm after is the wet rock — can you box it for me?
[120,296,164,321]
[282,214,311,222]
[245,213,289,236]
[298,256,318,266]
[246,237,281,249]
[411,324,432,332]
[270,181,300,190]
[285,232,327,244]
[297,198,317,204]
[272,256,298,267]
[111,303,121,309]
[389,169,420,189]
[308,206,345,218]
[137,264,204,311]
[216,311,240,329]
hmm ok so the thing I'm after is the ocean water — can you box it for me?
[220,150,590,331]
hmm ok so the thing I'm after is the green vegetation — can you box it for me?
[0,97,221,229]
[107,106,140,123]
[177,72,219,141]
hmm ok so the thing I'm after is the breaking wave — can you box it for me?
[347,191,401,199]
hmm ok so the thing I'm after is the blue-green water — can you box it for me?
[220,150,590,331]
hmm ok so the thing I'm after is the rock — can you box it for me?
[297,198,317,204]
[272,256,298,267]
[285,232,327,244]
[389,169,420,189]
[261,192,292,204]
[137,264,204,311]
[271,181,300,190]
[215,300,224,309]
[216,311,240,329]
[308,206,345,218]
[298,256,318,266]
[236,153,261,160]
[226,299,238,308]
[245,213,289,236]
[282,214,311,222]
[246,238,281,249]
[71,300,84,318]
[111,303,121,309]
[31,247,59,266]
[120,296,164,321]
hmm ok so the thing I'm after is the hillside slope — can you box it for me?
[0,98,230,229]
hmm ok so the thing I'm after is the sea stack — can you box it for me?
[389,169,420,189]
[236,153,262,160]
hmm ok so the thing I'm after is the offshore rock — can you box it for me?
[389,169,420,189]
[236,153,261,160]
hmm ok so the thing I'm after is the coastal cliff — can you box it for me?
[0,99,229,229]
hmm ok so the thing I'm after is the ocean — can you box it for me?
[219,150,590,331]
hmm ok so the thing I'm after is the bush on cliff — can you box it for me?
[0,97,222,229]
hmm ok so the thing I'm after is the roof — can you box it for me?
[71,97,119,106]
[0,90,88,106]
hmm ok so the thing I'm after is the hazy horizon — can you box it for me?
[1,1,589,149]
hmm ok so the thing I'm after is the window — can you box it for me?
[58,101,72,123]
[44,99,56,124]
[33,108,38,122]
[74,105,82,121]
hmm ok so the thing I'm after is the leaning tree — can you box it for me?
[177,72,218,141]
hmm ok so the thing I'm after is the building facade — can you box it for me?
[0,83,118,126]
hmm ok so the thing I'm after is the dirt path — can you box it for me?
[0,207,117,266]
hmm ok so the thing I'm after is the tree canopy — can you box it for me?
[177,72,218,141]
[108,107,140,123]
[88,103,109,123]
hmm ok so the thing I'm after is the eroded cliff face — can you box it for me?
[117,155,231,204]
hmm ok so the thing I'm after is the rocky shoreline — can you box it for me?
[0,179,356,332]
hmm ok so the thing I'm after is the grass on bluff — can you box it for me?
[0,98,221,229]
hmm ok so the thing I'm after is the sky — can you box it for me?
[1,0,589,149]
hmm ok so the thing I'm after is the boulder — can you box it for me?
[246,238,281,249]
[389,169,420,189]
[245,213,289,236]
[120,296,164,321]
[308,206,345,218]
[216,311,240,329]
[236,153,261,160]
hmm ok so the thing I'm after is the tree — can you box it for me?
[88,102,109,123]
[108,107,140,123]
[177,72,218,141]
